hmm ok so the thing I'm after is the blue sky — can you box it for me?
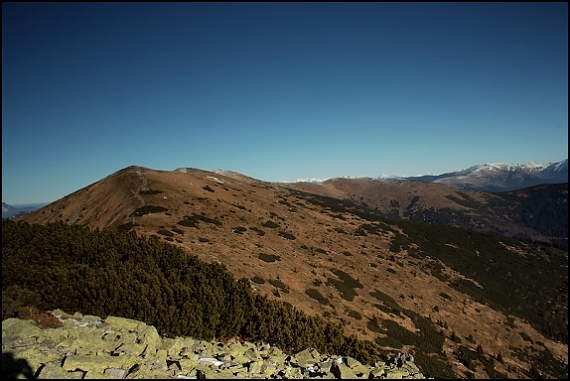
[2,3,568,205]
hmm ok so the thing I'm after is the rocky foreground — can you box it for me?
[2,310,426,379]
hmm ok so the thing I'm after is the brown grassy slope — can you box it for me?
[18,166,568,378]
[282,177,557,242]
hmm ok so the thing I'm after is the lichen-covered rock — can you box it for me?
[2,317,43,338]
[333,362,358,379]
[36,364,75,379]
[104,316,145,332]
[2,311,426,379]
[139,324,161,356]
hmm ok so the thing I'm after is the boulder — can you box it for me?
[3,315,427,379]
[103,368,128,379]
[104,316,145,332]
[36,364,73,379]
[2,318,43,338]
[248,360,263,373]
[332,362,358,379]
[138,324,162,356]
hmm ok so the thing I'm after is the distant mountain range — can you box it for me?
[405,159,568,192]
[291,159,568,192]
[1,202,48,219]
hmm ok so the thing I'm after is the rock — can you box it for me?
[9,345,60,374]
[248,360,263,373]
[2,314,426,379]
[332,362,358,379]
[2,317,43,338]
[139,324,161,356]
[36,364,73,379]
[104,316,145,332]
[104,367,128,379]
[243,346,262,361]
[294,347,316,366]
[370,367,386,378]
[385,368,408,379]
[162,337,186,358]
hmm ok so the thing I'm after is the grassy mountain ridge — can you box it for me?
[284,178,568,246]
[12,166,568,378]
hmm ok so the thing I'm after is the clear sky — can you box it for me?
[2,3,568,205]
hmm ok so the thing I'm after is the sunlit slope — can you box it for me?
[17,166,568,378]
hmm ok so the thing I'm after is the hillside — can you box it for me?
[404,159,568,192]
[13,165,569,378]
[283,178,568,246]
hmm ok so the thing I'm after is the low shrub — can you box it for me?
[129,205,168,217]
[305,288,330,306]
[269,279,289,293]
[439,292,452,301]
[278,231,296,240]
[262,220,280,228]
[116,222,140,232]
[249,227,266,236]
[347,309,362,320]
[375,336,403,349]
[258,254,281,263]
[178,219,198,228]
[139,188,162,195]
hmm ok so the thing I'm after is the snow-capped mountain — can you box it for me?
[406,159,568,192]
[2,202,19,219]
[2,202,50,219]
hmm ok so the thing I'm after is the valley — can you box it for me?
[8,165,569,378]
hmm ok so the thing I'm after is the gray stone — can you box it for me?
[36,364,73,379]
[103,368,128,379]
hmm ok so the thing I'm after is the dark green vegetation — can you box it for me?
[156,229,174,237]
[510,345,568,379]
[370,289,402,315]
[128,205,168,217]
[249,227,266,236]
[3,220,384,365]
[289,189,568,346]
[305,288,330,306]
[286,188,569,378]
[258,253,281,263]
[261,220,280,228]
[138,188,163,195]
[326,269,363,301]
[232,226,247,234]
[177,214,223,228]
[421,183,569,247]
[277,231,296,240]
[115,222,140,232]
[251,276,265,284]
[268,279,289,293]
